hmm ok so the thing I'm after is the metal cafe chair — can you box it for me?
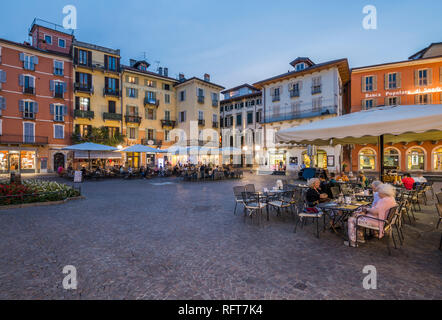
[241,192,267,226]
[435,192,442,229]
[233,186,245,215]
[330,186,340,199]
[268,190,296,220]
[245,184,255,193]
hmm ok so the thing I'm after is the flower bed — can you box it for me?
[0,180,81,206]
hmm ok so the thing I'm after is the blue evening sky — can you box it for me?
[0,0,441,89]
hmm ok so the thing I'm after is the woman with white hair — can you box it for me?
[371,180,382,206]
[306,178,329,207]
[345,183,397,247]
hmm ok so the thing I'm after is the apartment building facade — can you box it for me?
[220,84,263,166]
[350,43,442,173]
[254,57,350,173]
[0,20,74,173]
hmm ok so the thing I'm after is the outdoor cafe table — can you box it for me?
[257,189,285,221]
[317,201,371,236]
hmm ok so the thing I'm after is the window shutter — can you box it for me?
[428,68,433,85]
[87,51,92,67]
[373,75,377,91]
[75,96,79,110]
[30,77,35,88]
[104,55,109,70]
[126,88,130,96]
[116,58,120,72]
[116,79,120,91]
[153,109,157,120]
[135,89,138,99]
[34,102,39,113]
[0,97,5,110]
[384,74,388,90]
[361,76,366,93]
[361,100,365,110]
[19,100,24,112]
[50,104,55,114]
[397,72,401,88]
[414,70,419,86]
[104,77,109,89]
[33,56,39,65]
[0,70,6,83]
[19,74,24,87]
[74,48,79,64]
[19,53,25,61]
[50,80,55,91]
[125,75,129,83]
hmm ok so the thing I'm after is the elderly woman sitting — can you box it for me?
[345,183,397,247]
[306,178,329,207]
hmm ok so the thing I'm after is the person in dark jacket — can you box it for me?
[306,178,329,207]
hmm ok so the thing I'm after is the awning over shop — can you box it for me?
[276,105,442,146]
[73,151,122,159]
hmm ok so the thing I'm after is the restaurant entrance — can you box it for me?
[0,149,37,173]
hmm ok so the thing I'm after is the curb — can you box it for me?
[0,196,86,210]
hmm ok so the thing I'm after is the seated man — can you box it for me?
[345,184,397,247]
[413,173,427,185]
[401,173,415,190]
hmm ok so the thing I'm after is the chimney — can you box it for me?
[204,73,210,82]
[164,68,168,77]
[179,73,185,82]
[158,67,163,76]
[129,59,137,67]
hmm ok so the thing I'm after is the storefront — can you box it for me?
[407,147,425,171]
[302,149,328,168]
[269,150,286,171]
[0,148,37,173]
[126,152,141,168]
[433,147,442,171]
[358,148,376,171]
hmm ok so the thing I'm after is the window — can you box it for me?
[76,97,90,111]
[272,87,280,101]
[127,88,138,98]
[212,114,217,123]
[433,147,442,171]
[384,148,400,170]
[75,124,91,137]
[388,73,397,89]
[23,122,35,143]
[108,127,119,138]
[236,113,242,126]
[197,88,204,97]
[179,111,186,122]
[165,93,170,104]
[407,148,425,171]
[127,105,138,116]
[416,94,430,104]
[290,82,301,97]
[129,127,136,140]
[54,124,64,139]
[146,80,156,87]
[164,110,170,121]
[146,108,156,120]
[165,130,170,141]
[76,72,91,88]
[211,92,218,101]
[418,69,428,86]
[106,77,118,93]
[359,148,376,171]
[79,50,88,65]
[127,76,137,84]
[312,97,322,112]
[108,100,116,113]
[53,81,65,98]
[247,112,253,124]
[295,63,305,71]
[20,54,38,71]
[256,110,262,123]
[179,90,186,101]
[107,56,117,71]
[145,91,156,102]
[20,101,37,119]
[163,84,170,91]
[20,75,35,94]
[363,99,375,109]
[198,110,204,120]
[44,35,52,44]
[58,39,66,48]
[147,129,155,141]
[386,96,399,106]
[312,77,321,94]
[364,76,375,92]
[54,60,64,76]
[52,104,66,122]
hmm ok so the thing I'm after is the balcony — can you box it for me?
[54,91,64,99]
[198,119,205,126]
[125,115,142,124]
[272,95,280,102]
[290,89,300,98]
[0,134,48,145]
[161,119,176,128]
[103,112,122,121]
[311,85,321,94]
[103,88,120,97]
[197,96,205,104]
[23,113,36,120]
[23,87,35,95]
[212,121,219,128]
[263,106,337,123]
[74,83,94,94]
[141,139,162,146]
[144,97,159,107]
[212,100,219,107]
[74,109,95,119]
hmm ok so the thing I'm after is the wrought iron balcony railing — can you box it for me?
[161,120,176,128]
[74,109,94,119]
[103,88,120,97]
[144,97,159,107]
[125,115,142,124]
[74,83,94,94]
[103,112,122,121]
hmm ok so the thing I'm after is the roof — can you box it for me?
[29,18,75,36]
[254,58,350,88]
[351,54,442,72]
[221,83,259,94]
[73,40,120,56]
[0,38,72,59]
[174,77,225,90]
[122,65,178,82]
[409,42,442,60]
[221,91,262,104]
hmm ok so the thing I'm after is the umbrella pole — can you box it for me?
[88,150,91,171]
[379,135,384,182]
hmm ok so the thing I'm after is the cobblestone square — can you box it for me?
[0,173,441,300]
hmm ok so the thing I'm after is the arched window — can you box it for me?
[433,147,442,171]
[407,148,425,171]
[384,148,400,170]
[359,148,376,171]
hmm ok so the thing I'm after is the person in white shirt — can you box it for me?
[413,173,427,184]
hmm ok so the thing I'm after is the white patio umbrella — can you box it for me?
[121,144,166,153]
[276,104,442,179]
[62,142,118,170]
